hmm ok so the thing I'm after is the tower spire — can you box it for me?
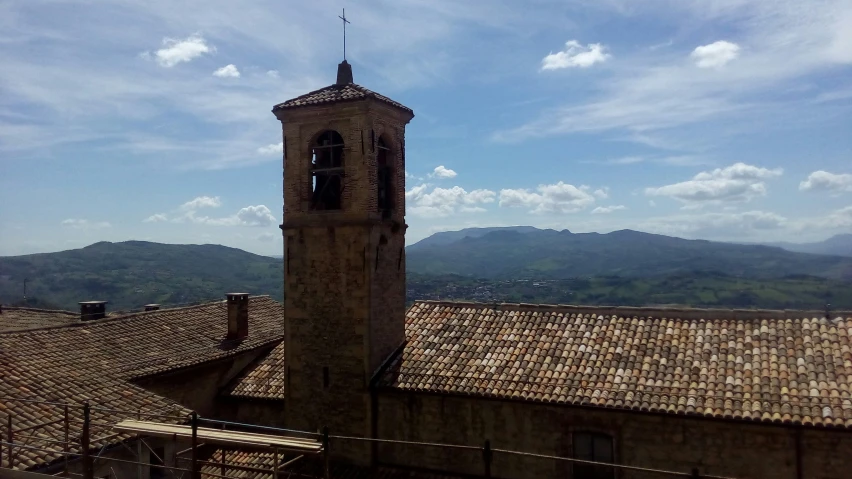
[338,8,351,61]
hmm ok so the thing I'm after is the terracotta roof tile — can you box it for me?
[199,450,456,478]
[274,83,412,114]
[0,306,80,332]
[377,301,852,430]
[227,340,287,398]
[0,296,284,470]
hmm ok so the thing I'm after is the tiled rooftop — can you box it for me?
[227,339,286,398]
[376,301,852,429]
[274,83,413,114]
[199,449,456,478]
[0,306,80,332]
[0,296,284,470]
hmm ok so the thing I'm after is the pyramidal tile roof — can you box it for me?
[273,61,412,115]
[273,83,412,114]
[376,301,852,429]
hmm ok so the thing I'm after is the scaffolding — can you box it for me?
[0,396,738,479]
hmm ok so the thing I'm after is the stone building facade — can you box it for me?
[273,60,414,460]
[261,61,852,479]
[2,60,850,479]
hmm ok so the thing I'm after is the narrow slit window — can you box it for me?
[376,136,393,218]
[323,366,329,389]
[311,130,344,211]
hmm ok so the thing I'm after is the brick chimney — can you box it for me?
[144,304,161,312]
[226,293,249,340]
[79,301,107,321]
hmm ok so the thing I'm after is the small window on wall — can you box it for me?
[572,432,614,479]
[376,135,393,218]
[311,130,345,210]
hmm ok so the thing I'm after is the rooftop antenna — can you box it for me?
[338,8,351,61]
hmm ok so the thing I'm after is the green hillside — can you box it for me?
[3,234,851,313]
[406,228,852,281]
[407,272,852,310]
[0,241,283,311]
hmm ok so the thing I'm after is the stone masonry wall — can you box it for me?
[376,391,852,479]
[283,223,373,462]
[369,222,406,376]
[133,348,271,417]
[278,99,412,465]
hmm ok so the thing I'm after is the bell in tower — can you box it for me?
[272,60,414,464]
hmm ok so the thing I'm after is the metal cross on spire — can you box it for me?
[338,8,351,60]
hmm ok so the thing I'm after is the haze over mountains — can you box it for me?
[406,227,852,280]
[1,228,850,311]
[758,234,852,257]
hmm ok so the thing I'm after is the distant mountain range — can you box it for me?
[405,227,852,281]
[2,229,850,311]
[0,241,283,311]
[756,234,852,257]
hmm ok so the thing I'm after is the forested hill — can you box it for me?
[3,230,851,312]
[0,241,282,311]
[405,228,852,281]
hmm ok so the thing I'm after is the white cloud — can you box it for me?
[541,40,610,70]
[590,155,706,167]
[60,219,111,229]
[232,205,277,227]
[143,214,168,223]
[430,165,457,179]
[146,196,276,226]
[799,170,852,193]
[405,183,431,201]
[179,196,222,211]
[499,181,596,214]
[143,34,215,68]
[185,205,277,227]
[592,187,609,200]
[691,41,741,68]
[591,205,626,214]
[644,210,788,238]
[213,64,240,78]
[645,162,783,208]
[257,142,283,156]
[406,184,495,217]
[495,1,852,145]
[809,205,852,228]
[256,232,276,242]
[266,70,279,78]
[604,156,646,165]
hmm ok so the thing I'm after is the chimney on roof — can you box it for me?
[144,304,161,312]
[226,293,249,340]
[79,301,107,321]
[336,60,353,85]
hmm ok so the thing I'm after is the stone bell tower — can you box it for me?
[273,60,413,460]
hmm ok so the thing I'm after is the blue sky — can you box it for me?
[1,0,851,257]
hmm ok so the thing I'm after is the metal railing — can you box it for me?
[0,396,737,479]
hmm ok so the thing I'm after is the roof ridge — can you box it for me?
[0,295,277,335]
[274,82,413,114]
[273,83,345,108]
[1,306,77,315]
[411,300,850,320]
